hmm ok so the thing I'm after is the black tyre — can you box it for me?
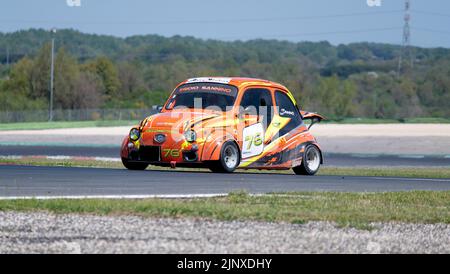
[121,157,149,170]
[209,141,240,173]
[293,145,321,175]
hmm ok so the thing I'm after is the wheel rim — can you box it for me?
[306,147,320,172]
[224,145,238,169]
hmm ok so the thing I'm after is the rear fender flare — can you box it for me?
[303,143,324,165]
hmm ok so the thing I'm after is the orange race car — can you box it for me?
[120,77,325,175]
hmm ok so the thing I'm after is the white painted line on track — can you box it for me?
[47,156,72,160]
[350,154,381,158]
[94,157,121,162]
[0,155,22,159]
[0,155,121,162]
[0,193,229,200]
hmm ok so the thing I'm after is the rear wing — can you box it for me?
[300,111,325,129]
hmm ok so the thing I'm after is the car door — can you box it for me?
[264,90,308,167]
[273,90,303,138]
[241,89,308,168]
[238,88,274,161]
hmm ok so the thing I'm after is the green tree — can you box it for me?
[83,57,120,107]
[54,47,80,109]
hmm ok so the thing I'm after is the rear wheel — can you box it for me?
[122,157,149,170]
[293,145,321,175]
[209,141,240,173]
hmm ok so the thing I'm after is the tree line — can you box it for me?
[0,28,449,119]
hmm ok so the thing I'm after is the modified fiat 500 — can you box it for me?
[121,77,324,175]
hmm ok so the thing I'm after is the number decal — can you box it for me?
[254,133,263,146]
[242,123,264,158]
[163,148,180,157]
[245,133,263,150]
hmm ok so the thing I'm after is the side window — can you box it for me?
[275,90,302,136]
[240,88,273,128]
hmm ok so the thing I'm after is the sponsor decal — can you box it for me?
[291,157,302,167]
[144,129,170,133]
[154,134,166,144]
[200,85,233,93]
[178,86,200,92]
[178,85,232,94]
[280,108,295,116]
[187,77,232,84]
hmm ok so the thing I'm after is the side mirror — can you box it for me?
[301,111,325,130]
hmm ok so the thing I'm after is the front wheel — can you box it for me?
[209,141,240,173]
[122,157,149,170]
[293,145,321,175]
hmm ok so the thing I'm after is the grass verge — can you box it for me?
[1,191,449,228]
[0,120,138,131]
[1,157,449,179]
[1,117,450,131]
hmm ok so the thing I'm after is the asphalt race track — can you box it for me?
[1,145,449,198]
[1,145,450,167]
[1,165,450,198]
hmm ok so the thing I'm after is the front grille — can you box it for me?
[139,146,161,162]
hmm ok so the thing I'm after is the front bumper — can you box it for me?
[126,142,200,164]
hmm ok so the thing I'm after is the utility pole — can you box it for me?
[397,0,413,76]
[49,28,56,122]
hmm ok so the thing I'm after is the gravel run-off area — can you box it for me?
[1,211,449,254]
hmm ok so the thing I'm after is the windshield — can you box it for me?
[165,83,238,111]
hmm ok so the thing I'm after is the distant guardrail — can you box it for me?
[0,108,158,123]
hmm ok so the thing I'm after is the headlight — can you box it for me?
[129,128,140,141]
[184,130,197,142]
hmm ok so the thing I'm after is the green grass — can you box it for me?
[1,157,449,179]
[1,117,449,131]
[1,191,450,228]
[0,120,138,131]
[403,117,450,124]
[319,167,450,179]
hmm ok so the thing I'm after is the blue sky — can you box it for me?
[1,0,450,47]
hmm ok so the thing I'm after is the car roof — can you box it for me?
[180,77,290,91]
[178,77,298,106]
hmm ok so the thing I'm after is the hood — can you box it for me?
[142,110,223,132]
